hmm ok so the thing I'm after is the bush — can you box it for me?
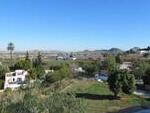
[10,60,31,71]
[43,64,72,86]
[143,67,150,85]
[79,61,98,77]
[108,70,136,97]
[0,80,4,89]
[0,87,86,113]
[0,65,9,80]
[122,73,136,94]
[108,70,122,97]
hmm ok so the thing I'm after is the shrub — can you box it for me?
[108,70,122,97]
[108,70,136,97]
[0,87,86,113]
[143,67,150,85]
[0,80,4,89]
[122,73,136,94]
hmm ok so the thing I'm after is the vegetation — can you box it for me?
[0,44,150,113]
[100,55,118,73]
[143,67,150,85]
[10,60,31,71]
[121,71,136,94]
[108,70,122,97]
[108,70,136,97]
[78,61,98,77]
[43,63,72,86]
[64,80,150,113]
[0,82,86,113]
[0,65,9,89]
[133,60,150,80]
[115,54,122,64]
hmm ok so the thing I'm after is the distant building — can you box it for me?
[120,62,132,70]
[45,69,54,74]
[4,70,28,90]
[74,67,85,73]
[139,46,150,54]
[70,57,77,61]
[56,56,64,60]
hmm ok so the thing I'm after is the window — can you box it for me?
[17,78,22,82]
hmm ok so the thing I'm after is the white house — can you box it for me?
[74,67,85,73]
[120,62,132,70]
[70,57,77,61]
[4,70,28,90]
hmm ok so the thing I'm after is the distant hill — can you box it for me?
[108,48,123,54]
[78,48,123,55]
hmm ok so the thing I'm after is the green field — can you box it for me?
[64,79,150,113]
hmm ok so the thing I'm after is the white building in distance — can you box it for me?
[4,70,28,90]
[139,47,150,55]
[120,62,132,70]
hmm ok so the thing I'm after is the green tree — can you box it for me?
[115,54,122,64]
[25,51,30,62]
[44,64,71,86]
[133,61,150,80]
[80,61,98,77]
[32,52,42,68]
[101,55,118,73]
[121,70,136,94]
[108,70,122,97]
[0,65,9,80]
[7,42,15,64]
[11,60,31,71]
[108,69,136,97]
[143,67,150,85]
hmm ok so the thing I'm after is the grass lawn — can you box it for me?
[64,79,150,113]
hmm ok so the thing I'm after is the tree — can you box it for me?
[25,51,30,62]
[30,52,44,79]
[133,61,150,80]
[7,42,15,64]
[115,54,122,64]
[108,69,136,97]
[143,67,150,85]
[0,65,9,89]
[32,52,42,68]
[37,52,42,65]
[79,61,98,77]
[44,64,71,86]
[10,60,31,71]
[102,55,118,73]
[108,70,122,97]
[121,70,136,94]
[0,65,9,80]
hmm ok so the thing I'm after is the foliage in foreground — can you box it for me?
[0,83,86,113]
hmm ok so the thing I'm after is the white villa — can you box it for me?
[120,62,132,70]
[4,70,28,90]
[74,67,85,73]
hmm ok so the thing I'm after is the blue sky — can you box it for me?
[0,0,150,51]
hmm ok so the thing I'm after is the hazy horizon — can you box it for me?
[0,0,150,51]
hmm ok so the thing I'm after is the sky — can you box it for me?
[0,0,150,51]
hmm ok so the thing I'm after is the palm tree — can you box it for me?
[7,42,15,64]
